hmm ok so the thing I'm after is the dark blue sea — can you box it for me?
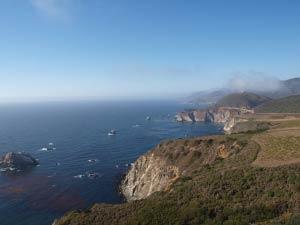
[0,100,222,225]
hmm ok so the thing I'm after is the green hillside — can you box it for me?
[215,92,271,108]
[256,95,300,113]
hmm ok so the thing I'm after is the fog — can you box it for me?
[226,72,281,93]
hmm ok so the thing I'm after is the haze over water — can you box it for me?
[0,100,222,225]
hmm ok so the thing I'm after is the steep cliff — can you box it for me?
[120,136,243,201]
[121,152,180,201]
[175,107,253,133]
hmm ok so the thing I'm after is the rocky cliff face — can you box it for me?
[175,107,253,133]
[120,152,180,201]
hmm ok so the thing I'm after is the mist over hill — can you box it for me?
[215,92,271,109]
[187,77,300,105]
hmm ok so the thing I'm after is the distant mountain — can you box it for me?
[260,78,300,98]
[188,77,300,104]
[215,92,271,109]
[256,95,300,113]
[186,88,233,105]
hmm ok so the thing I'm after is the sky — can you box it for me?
[0,0,300,100]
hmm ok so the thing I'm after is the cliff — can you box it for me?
[175,107,252,133]
[120,135,243,201]
[121,152,180,201]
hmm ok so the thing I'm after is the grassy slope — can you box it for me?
[256,95,300,113]
[56,115,300,225]
[215,92,270,108]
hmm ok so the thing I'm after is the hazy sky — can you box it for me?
[1,0,300,100]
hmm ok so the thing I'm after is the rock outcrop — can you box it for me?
[175,107,253,133]
[121,152,180,201]
[0,152,39,170]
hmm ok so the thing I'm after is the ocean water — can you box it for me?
[0,100,222,225]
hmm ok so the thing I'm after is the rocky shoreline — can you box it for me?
[175,107,253,133]
[119,107,253,202]
[119,107,252,201]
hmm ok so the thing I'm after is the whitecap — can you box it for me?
[74,174,85,179]
[87,159,99,163]
[39,148,48,152]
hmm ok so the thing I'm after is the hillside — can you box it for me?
[187,77,300,104]
[55,114,300,225]
[256,95,300,113]
[215,92,270,108]
[263,78,300,99]
[186,89,233,105]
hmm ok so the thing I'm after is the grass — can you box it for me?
[231,120,272,134]
[277,119,300,128]
[253,134,300,167]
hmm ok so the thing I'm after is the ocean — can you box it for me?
[0,100,223,225]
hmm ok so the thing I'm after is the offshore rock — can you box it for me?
[0,152,39,170]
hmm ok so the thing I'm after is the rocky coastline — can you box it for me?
[54,111,300,225]
[175,107,253,133]
[119,107,253,202]
[119,107,252,201]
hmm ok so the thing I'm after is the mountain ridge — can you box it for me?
[255,95,300,113]
[187,77,300,105]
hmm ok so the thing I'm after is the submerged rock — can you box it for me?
[0,152,39,170]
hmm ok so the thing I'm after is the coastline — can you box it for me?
[54,112,300,225]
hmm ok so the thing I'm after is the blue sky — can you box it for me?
[0,0,300,100]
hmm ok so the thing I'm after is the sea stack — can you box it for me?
[0,152,39,170]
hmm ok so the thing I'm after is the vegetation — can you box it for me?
[256,95,300,113]
[231,120,272,134]
[259,214,300,225]
[215,92,270,108]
